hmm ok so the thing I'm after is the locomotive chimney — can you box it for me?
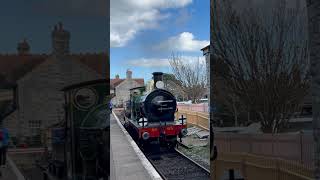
[152,72,163,89]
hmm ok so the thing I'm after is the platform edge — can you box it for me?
[112,111,163,180]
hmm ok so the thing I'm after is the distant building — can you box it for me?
[0,22,108,144]
[145,80,154,92]
[110,70,144,107]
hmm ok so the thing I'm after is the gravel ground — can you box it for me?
[177,135,210,171]
[147,150,210,180]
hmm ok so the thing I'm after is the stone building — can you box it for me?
[0,22,108,144]
[145,79,154,92]
[110,70,144,107]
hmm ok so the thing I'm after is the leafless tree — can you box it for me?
[306,0,320,178]
[169,54,208,103]
[212,0,310,133]
[162,73,186,101]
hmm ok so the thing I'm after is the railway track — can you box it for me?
[145,148,210,180]
[114,110,210,180]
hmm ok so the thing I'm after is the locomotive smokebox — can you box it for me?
[152,72,164,89]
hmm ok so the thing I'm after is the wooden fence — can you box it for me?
[177,103,209,112]
[176,110,209,130]
[215,132,314,168]
[212,152,314,180]
[175,109,315,179]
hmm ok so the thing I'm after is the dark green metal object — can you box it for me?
[129,86,145,121]
[62,79,110,180]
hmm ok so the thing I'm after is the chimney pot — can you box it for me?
[17,39,30,55]
[52,22,70,55]
[126,69,132,79]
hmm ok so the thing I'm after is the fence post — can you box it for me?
[241,155,247,179]
[229,135,232,152]
[300,130,303,164]
[272,134,274,156]
[275,158,280,180]
[249,134,253,154]
[196,112,199,126]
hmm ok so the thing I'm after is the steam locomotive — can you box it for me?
[124,72,188,150]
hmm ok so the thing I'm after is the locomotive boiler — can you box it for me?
[124,72,188,149]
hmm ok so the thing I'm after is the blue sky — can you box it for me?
[0,0,108,53]
[110,0,210,82]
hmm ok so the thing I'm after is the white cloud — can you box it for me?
[126,58,170,67]
[131,0,193,9]
[125,56,205,68]
[110,0,193,47]
[180,56,206,65]
[154,32,209,52]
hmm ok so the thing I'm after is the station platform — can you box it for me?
[110,112,162,180]
[1,156,24,180]
[0,164,18,180]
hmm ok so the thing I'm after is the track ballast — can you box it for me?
[145,148,210,180]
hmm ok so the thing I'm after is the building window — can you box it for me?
[29,120,41,129]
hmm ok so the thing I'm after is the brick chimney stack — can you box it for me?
[126,69,132,79]
[17,39,30,55]
[51,22,70,56]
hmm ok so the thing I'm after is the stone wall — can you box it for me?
[112,79,141,106]
[15,55,102,140]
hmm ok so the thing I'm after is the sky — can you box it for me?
[0,0,109,54]
[110,0,210,82]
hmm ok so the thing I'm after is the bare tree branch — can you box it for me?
[169,54,208,103]
[212,0,309,133]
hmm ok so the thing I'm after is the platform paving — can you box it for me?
[0,156,22,180]
[110,113,155,180]
[0,165,18,180]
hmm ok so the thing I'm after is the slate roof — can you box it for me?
[110,78,144,89]
[0,53,108,85]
